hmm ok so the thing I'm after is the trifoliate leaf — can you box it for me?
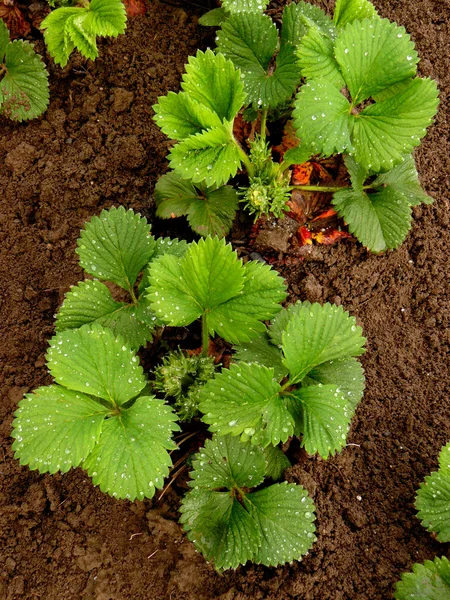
[208,260,287,343]
[264,445,291,481]
[233,332,287,380]
[293,80,353,156]
[0,40,50,121]
[221,0,269,13]
[334,0,378,28]
[245,483,316,566]
[416,443,450,543]
[189,435,266,490]
[372,155,433,206]
[153,92,221,141]
[84,395,179,500]
[335,19,417,103]
[181,490,260,571]
[76,206,156,293]
[154,172,238,237]
[168,125,242,187]
[199,363,293,447]
[41,8,82,67]
[303,357,365,414]
[281,302,365,383]
[294,384,352,457]
[47,324,146,406]
[181,50,246,123]
[281,1,335,47]
[352,77,439,172]
[296,27,344,88]
[82,0,126,37]
[199,8,228,27]
[55,279,155,349]
[394,557,450,600]
[12,385,108,474]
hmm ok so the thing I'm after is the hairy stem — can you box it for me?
[201,312,210,357]
[234,138,255,178]
[260,109,268,143]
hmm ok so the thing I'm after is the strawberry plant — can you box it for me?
[40,0,126,67]
[0,20,49,120]
[11,206,367,570]
[153,0,439,252]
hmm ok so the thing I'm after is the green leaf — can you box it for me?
[76,206,156,293]
[394,557,450,600]
[199,363,293,447]
[233,332,287,380]
[264,445,291,480]
[189,435,266,490]
[153,92,221,141]
[12,385,108,474]
[294,384,352,457]
[245,482,316,565]
[352,77,439,172]
[221,0,269,12]
[47,324,146,406]
[416,443,450,542]
[372,155,433,206]
[82,0,126,37]
[296,27,344,88]
[0,20,9,61]
[155,172,238,237]
[0,41,49,121]
[283,144,312,168]
[344,154,367,191]
[293,80,353,156]
[182,49,246,123]
[84,395,179,500]
[282,1,335,47]
[268,302,306,347]
[168,125,242,187]
[68,14,98,62]
[282,302,365,383]
[137,237,188,297]
[208,260,287,343]
[199,8,228,27]
[334,0,378,28]
[41,7,82,67]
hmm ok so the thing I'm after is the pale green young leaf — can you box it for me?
[199,363,293,447]
[0,20,9,59]
[303,357,365,414]
[188,435,266,490]
[335,19,417,103]
[153,92,221,141]
[221,0,269,13]
[293,80,353,156]
[334,0,378,28]
[0,41,49,121]
[294,384,352,457]
[168,125,242,187]
[84,396,179,500]
[281,1,335,47]
[76,206,156,293]
[296,27,344,88]
[416,443,450,543]
[264,445,291,481]
[12,385,107,474]
[282,302,365,383]
[68,15,98,61]
[41,8,82,67]
[208,260,287,343]
[245,482,316,566]
[394,557,450,600]
[137,237,188,298]
[199,8,228,27]
[372,155,433,206]
[47,324,146,406]
[181,490,260,570]
[352,77,439,172]
[82,0,126,37]
[233,332,287,380]
[182,50,246,123]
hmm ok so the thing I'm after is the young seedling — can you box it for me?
[0,20,49,121]
[40,0,126,67]
[154,0,439,252]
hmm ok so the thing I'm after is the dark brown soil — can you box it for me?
[1,1,449,598]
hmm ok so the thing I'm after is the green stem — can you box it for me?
[234,138,255,178]
[201,312,210,357]
[260,109,268,143]
[129,286,138,304]
[289,184,350,193]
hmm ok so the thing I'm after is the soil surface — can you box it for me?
[1,0,449,599]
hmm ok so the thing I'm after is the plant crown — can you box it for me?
[0,21,49,121]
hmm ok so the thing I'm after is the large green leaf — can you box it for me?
[282,1,335,47]
[264,445,291,481]
[199,8,228,27]
[245,483,316,566]
[12,386,108,474]
[199,363,293,447]
[281,302,365,383]
[84,396,179,500]
[76,206,156,293]
[82,0,126,37]
[0,40,49,121]
[41,7,82,67]
[372,155,433,206]
[233,332,287,380]
[416,443,450,542]
[68,14,98,61]
[296,26,344,88]
[221,0,269,11]
[334,0,378,28]
[47,324,146,406]
[395,557,450,600]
